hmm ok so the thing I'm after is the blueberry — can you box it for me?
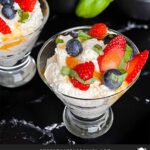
[66,39,83,57]
[103,69,123,89]
[0,0,13,5]
[70,31,78,38]
[2,4,16,19]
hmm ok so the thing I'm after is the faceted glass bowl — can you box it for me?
[0,0,49,87]
[37,27,140,139]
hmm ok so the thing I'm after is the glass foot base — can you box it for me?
[0,56,36,88]
[63,107,114,139]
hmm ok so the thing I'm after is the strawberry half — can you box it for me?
[0,17,11,34]
[126,50,149,83]
[88,23,108,40]
[104,35,126,53]
[15,0,37,12]
[97,35,126,73]
[70,61,95,91]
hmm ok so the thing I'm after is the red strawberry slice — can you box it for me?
[15,0,37,12]
[126,50,149,83]
[70,61,95,91]
[97,35,126,73]
[0,17,11,34]
[88,23,108,40]
[104,35,126,53]
[98,48,124,73]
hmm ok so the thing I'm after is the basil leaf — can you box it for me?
[93,44,104,55]
[18,9,29,23]
[76,0,113,18]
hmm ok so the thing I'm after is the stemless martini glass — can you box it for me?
[37,27,140,139]
[0,0,49,88]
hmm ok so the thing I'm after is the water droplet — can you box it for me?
[145,98,150,104]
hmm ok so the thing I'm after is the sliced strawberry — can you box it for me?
[97,35,126,73]
[15,0,37,12]
[0,17,11,34]
[104,35,126,53]
[98,47,124,73]
[88,23,108,40]
[126,50,149,83]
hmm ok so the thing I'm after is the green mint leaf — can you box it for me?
[78,30,91,41]
[70,69,79,78]
[61,66,96,84]
[55,37,64,44]
[118,44,133,70]
[61,66,71,76]
[119,69,127,74]
[110,72,127,83]
[75,76,96,84]
[93,44,104,55]
[18,9,29,23]
[108,34,115,38]
[84,77,96,84]
[124,45,132,62]
[118,59,126,70]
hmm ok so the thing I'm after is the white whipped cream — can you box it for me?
[44,35,115,99]
[0,1,44,66]
[0,1,43,41]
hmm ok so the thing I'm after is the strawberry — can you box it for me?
[70,78,90,91]
[97,35,126,73]
[74,61,95,80]
[0,17,11,34]
[104,35,126,53]
[70,61,95,91]
[126,50,149,83]
[15,0,37,12]
[88,23,108,40]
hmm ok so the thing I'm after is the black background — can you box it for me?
[0,1,149,144]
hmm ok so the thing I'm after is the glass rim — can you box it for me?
[37,26,140,101]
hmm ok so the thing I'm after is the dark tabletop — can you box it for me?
[0,1,150,144]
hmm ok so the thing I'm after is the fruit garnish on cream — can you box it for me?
[44,23,149,99]
[0,0,43,44]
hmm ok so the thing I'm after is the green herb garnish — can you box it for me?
[109,72,127,83]
[55,37,64,44]
[118,44,132,70]
[61,66,96,84]
[93,44,104,55]
[108,34,115,38]
[78,30,91,41]
[18,9,29,23]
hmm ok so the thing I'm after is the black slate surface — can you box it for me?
[0,2,150,144]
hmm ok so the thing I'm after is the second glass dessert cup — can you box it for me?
[37,27,140,139]
[0,0,49,88]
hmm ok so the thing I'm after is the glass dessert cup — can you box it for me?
[0,0,49,88]
[37,27,140,139]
